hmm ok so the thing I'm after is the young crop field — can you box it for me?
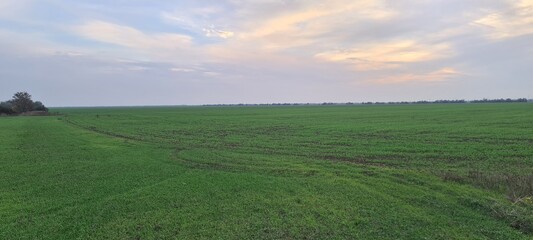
[1,103,532,239]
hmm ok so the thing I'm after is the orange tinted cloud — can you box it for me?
[368,68,461,84]
[240,0,395,50]
[315,41,452,71]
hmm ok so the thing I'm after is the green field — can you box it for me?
[1,103,533,239]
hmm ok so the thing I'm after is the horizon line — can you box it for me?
[48,98,532,108]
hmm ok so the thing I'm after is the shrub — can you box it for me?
[33,101,48,112]
[0,101,14,114]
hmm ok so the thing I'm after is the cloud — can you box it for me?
[246,0,394,37]
[162,5,234,39]
[473,0,533,40]
[315,41,452,71]
[72,20,202,64]
[203,27,234,39]
[75,21,192,49]
[0,0,31,18]
[235,0,396,51]
[128,66,150,71]
[367,67,462,85]
[203,71,221,77]
[170,67,195,72]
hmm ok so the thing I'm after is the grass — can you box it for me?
[1,103,532,239]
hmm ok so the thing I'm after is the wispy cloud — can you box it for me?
[203,27,234,39]
[73,21,199,63]
[473,0,533,40]
[368,68,462,85]
[0,0,31,18]
[315,41,452,71]
[75,21,192,50]
[170,67,195,73]
[161,6,234,39]
[238,0,396,50]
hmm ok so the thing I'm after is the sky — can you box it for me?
[0,0,532,106]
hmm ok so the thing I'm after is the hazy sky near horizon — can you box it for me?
[0,0,532,106]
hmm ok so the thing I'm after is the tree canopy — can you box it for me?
[0,92,48,115]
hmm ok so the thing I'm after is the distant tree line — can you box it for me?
[203,98,529,107]
[0,92,48,115]
[469,98,529,103]
[362,98,528,105]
